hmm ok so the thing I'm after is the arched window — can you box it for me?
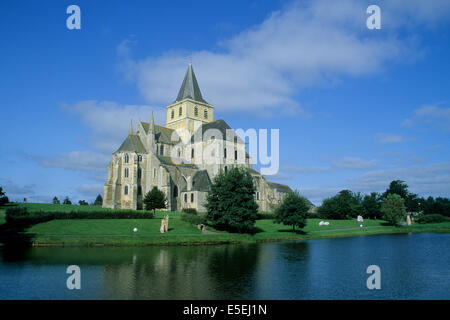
[124,185,128,195]
[124,154,129,163]
[138,155,142,162]
[124,167,129,178]
[194,106,198,116]
[137,186,142,196]
[224,166,228,173]
[173,185,178,197]
[179,106,182,116]
[191,193,194,202]
[137,168,142,179]
[184,193,187,203]
[204,109,208,119]
[234,150,238,160]
[177,148,181,157]
[191,148,194,158]
[171,109,174,119]
[153,168,156,179]
[224,148,227,158]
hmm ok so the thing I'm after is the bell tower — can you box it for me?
[165,63,214,134]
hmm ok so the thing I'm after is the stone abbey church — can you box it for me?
[103,64,291,212]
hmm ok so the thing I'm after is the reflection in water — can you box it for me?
[0,233,449,299]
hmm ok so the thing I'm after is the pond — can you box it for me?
[0,233,448,299]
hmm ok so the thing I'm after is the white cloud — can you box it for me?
[33,151,111,172]
[402,105,450,131]
[282,165,331,173]
[332,157,378,169]
[299,187,343,206]
[76,184,104,197]
[0,178,35,196]
[64,100,166,153]
[295,161,450,205]
[280,157,377,174]
[349,161,450,196]
[121,0,436,116]
[374,133,405,144]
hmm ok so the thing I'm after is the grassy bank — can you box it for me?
[1,203,449,246]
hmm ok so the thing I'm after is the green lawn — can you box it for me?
[2,202,449,246]
[0,208,5,225]
[13,202,136,212]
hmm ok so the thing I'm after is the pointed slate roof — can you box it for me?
[140,122,180,145]
[175,63,208,104]
[191,170,211,192]
[115,135,146,153]
[190,119,244,143]
[267,182,292,193]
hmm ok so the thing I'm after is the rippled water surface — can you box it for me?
[0,233,448,299]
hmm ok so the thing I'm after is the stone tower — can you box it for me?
[165,63,215,136]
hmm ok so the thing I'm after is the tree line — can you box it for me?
[317,180,450,220]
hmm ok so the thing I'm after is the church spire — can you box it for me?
[175,63,207,104]
[150,111,155,133]
[129,119,133,135]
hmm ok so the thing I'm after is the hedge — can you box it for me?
[256,212,276,220]
[5,207,154,227]
[416,214,447,224]
[181,208,198,215]
[180,212,206,225]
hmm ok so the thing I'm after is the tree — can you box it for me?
[93,194,103,206]
[205,167,258,233]
[317,190,363,220]
[382,180,422,213]
[63,196,72,205]
[381,194,407,226]
[420,196,450,217]
[0,186,8,206]
[52,197,60,204]
[362,192,381,219]
[143,187,167,214]
[382,180,409,199]
[405,193,420,213]
[274,190,309,232]
[78,200,88,206]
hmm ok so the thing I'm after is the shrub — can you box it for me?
[417,214,447,224]
[5,207,154,227]
[181,212,206,225]
[93,194,103,206]
[274,191,309,231]
[257,212,276,220]
[381,194,407,226]
[0,186,8,205]
[318,190,363,220]
[182,208,198,215]
[0,196,9,206]
[143,187,167,213]
[205,167,258,233]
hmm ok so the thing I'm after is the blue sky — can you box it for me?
[0,0,449,205]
